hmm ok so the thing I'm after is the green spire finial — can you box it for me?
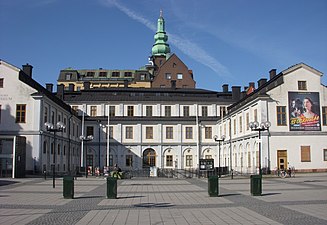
[152,10,170,56]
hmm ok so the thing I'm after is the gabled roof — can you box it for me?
[282,62,323,76]
[1,60,75,114]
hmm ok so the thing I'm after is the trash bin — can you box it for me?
[208,176,219,197]
[250,175,262,196]
[107,177,117,199]
[63,176,74,199]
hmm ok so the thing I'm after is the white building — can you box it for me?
[217,63,327,174]
[0,60,81,177]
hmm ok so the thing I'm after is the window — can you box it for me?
[183,106,189,117]
[239,116,243,133]
[298,81,307,90]
[126,126,133,139]
[165,73,171,80]
[99,72,107,77]
[146,127,153,139]
[51,142,54,154]
[65,73,71,80]
[160,85,165,88]
[177,73,183,79]
[91,106,97,117]
[51,111,55,124]
[44,107,48,123]
[246,113,249,131]
[202,106,208,117]
[324,149,327,161]
[186,155,193,167]
[205,155,212,159]
[233,118,237,135]
[220,106,226,117]
[43,141,47,154]
[127,106,134,117]
[322,107,327,126]
[109,106,115,117]
[140,74,145,80]
[105,126,113,139]
[112,71,120,77]
[254,109,258,122]
[86,72,95,77]
[126,155,133,167]
[146,106,152,117]
[166,155,173,167]
[124,72,132,77]
[166,127,173,139]
[57,144,60,155]
[186,127,193,139]
[16,104,26,123]
[205,127,212,139]
[86,126,94,136]
[165,106,171,117]
[277,106,287,126]
[0,78,4,88]
[301,146,311,162]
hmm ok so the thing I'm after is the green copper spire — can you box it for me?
[151,10,171,56]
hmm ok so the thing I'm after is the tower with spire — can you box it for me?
[151,10,171,56]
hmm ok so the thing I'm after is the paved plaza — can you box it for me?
[0,173,326,225]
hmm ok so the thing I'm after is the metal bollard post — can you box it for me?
[44,171,47,180]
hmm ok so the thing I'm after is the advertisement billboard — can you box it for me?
[288,92,321,131]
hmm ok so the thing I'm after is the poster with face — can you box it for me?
[288,92,321,131]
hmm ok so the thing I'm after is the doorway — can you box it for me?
[143,148,156,168]
[277,150,287,170]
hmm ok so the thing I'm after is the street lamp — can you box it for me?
[213,135,225,178]
[79,135,94,178]
[97,120,106,173]
[249,121,271,175]
[44,121,66,188]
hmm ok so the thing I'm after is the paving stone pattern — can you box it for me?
[0,173,326,225]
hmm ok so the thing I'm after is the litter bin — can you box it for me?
[250,175,262,196]
[63,176,74,199]
[208,176,219,197]
[106,177,117,199]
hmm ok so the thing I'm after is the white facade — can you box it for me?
[0,61,81,177]
[218,63,327,173]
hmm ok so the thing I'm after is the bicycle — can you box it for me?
[280,167,295,178]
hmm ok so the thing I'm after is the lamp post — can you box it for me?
[213,135,225,178]
[79,135,93,178]
[97,120,106,173]
[44,122,66,188]
[249,121,271,175]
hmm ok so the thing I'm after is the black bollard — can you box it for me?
[44,171,47,180]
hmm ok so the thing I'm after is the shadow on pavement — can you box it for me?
[0,180,19,186]
[261,192,281,196]
[134,202,175,208]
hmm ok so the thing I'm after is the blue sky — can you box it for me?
[1,0,327,91]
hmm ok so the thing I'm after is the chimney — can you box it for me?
[46,83,53,93]
[22,63,33,77]
[84,81,90,90]
[56,84,64,100]
[249,82,255,89]
[222,84,229,93]
[257,78,267,88]
[232,86,241,101]
[171,80,176,89]
[269,69,276,79]
[69,84,75,91]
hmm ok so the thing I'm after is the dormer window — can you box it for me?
[99,72,107,77]
[298,81,307,90]
[112,72,120,77]
[124,72,132,77]
[86,72,95,77]
[65,73,71,80]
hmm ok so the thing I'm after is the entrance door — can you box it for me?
[277,150,287,170]
[143,148,156,168]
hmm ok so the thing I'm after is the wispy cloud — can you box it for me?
[101,0,230,78]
